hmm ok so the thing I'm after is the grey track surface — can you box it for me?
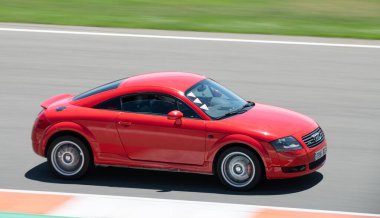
[1,23,379,214]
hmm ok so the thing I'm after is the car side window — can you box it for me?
[121,93,177,115]
[177,100,201,119]
[94,97,121,111]
[121,93,201,119]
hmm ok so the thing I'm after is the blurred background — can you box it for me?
[0,0,380,216]
[0,0,380,39]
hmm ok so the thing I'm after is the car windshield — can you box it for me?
[185,79,251,119]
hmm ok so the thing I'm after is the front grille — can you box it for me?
[302,127,325,148]
[309,155,326,170]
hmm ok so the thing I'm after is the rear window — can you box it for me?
[73,79,124,101]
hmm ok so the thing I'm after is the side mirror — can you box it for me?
[167,110,183,120]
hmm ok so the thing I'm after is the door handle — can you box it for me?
[118,121,132,126]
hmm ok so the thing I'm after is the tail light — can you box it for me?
[35,110,50,129]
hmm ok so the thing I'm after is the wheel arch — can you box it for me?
[212,142,266,178]
[45,130,94,158]
[41,121,98,156]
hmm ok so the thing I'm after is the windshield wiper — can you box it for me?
[217,110,243,119]
[216,101,255,120]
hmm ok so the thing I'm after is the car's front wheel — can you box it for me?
[47,136,91,179]
[216,147,262,190]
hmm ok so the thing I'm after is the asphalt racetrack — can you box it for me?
[0,23,379,214]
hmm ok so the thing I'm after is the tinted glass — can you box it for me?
[121,93,176,115]
[121,93,201,118]
[177,100,201,119]
[185,79,246,119]
[94,97,121,111]
[73,79,124,101]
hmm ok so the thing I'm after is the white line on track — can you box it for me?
[1,188,380,217]
[0,27,380,49]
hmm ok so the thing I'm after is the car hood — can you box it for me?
[216,103,318,142]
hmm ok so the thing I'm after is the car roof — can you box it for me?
[119,72,206,92]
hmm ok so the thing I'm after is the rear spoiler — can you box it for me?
[41,94,73,109]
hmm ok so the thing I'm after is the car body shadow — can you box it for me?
[25,162,323,195]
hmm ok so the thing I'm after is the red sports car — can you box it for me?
[32,72,327,190]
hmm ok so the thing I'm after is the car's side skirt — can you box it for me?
[94,153,214,175]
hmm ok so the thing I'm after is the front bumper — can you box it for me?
[266,132,327,180]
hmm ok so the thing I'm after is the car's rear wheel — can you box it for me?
[216,147,262,190]
[47,136,91,179]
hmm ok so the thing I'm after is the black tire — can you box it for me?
[47,135,91,179]
[216,147,262,191]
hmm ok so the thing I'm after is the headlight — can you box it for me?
[271,136,303,152]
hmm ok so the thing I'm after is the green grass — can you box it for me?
[0,0,380,39]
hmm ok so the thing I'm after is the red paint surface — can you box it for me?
[32,72,326,179]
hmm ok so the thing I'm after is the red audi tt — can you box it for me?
[32,72,327,190]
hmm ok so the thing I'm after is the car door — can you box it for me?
[116,93,206,165]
